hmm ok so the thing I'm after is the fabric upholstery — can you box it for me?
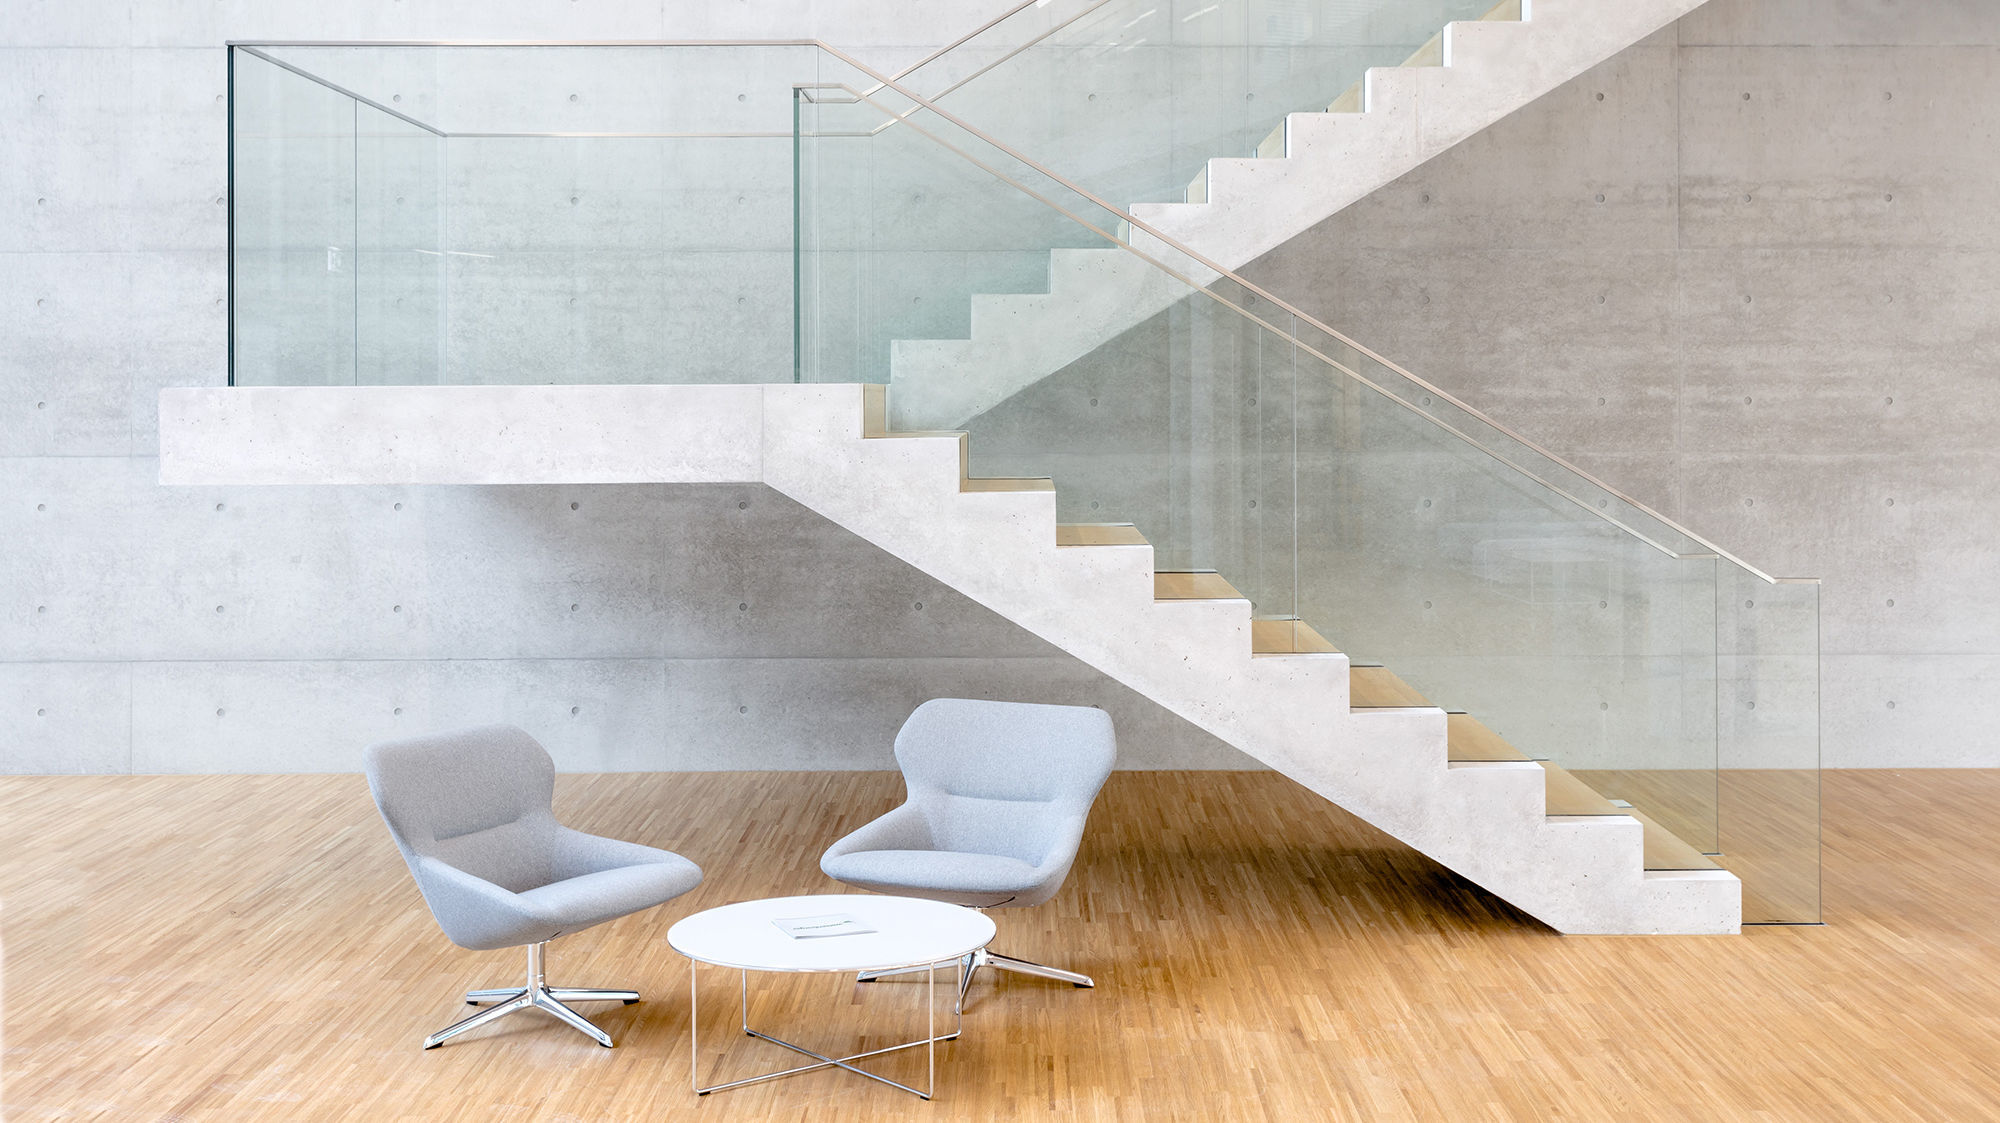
[821,699,1115,908]
[365,724,702,950]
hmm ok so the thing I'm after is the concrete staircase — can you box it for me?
[888,0,1712,429]
[160,381,1739,934]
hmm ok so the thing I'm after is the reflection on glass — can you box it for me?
[356,103,441,384]
[1718,573,1822,923]
[231,50,358,386]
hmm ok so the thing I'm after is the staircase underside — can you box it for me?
[161,383,1738,935]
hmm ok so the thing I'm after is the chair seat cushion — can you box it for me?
[514,853,705,936]
[821,848,1046,906]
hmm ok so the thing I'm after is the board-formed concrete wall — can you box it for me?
[0,0,1251,773]
[1239,0,2000,767]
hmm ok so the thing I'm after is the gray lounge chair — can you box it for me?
[820,698,1115,1006]
[364,724,702,1049]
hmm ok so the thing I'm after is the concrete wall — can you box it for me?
[0,0,1251,773]
[1238,0,2000,767]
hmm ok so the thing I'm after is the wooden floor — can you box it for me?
[3,769,1998,1120]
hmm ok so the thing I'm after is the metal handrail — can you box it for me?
[235,45,445,136]
[229,0,1115,140]
[868,0,1120,107]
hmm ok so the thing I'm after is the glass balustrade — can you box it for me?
[228,38,1820,922]
[796,63,1820,924]
[230,44,829,387]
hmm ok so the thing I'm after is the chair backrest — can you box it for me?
[363,724,559,894]
[894,698,1116,864]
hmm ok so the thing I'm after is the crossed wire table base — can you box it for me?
[690,957,966,1099]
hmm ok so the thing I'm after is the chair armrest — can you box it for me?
[1030,812,1090,877]
[411,855,556,950]
[822,802,933,862]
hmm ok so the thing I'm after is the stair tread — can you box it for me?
[1446,713,1529,762]
[960,476,1053,492]
[1251,618,1340,654]
[1154,571,1243,601]
[1630,808,1723,871]
[1403,30,1445,68]
[1541,763,1624,816]
[1057,524,1147,547]
[1326,80,1363,114]
[1349,666,1430,708]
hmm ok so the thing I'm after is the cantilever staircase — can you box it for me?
[889,0,1712,429]
[161,381,1740,934]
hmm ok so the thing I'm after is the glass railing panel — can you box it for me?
[794,87,1091,389]
[836,0,1508,375]
[799,83,1295,614]
[355,101,442,385]
[833,8,1732,562]
[1718,572,1822,923]
[427,133,794,385]
[802,65,1711,560]
[238,44,823,388]
[230,48,359,387]
[1288,346,1719,852]
[1278,314,1717,561]
[797,66,1736,890]
[814,51,1816,920]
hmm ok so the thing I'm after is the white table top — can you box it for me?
[668,894,996,974]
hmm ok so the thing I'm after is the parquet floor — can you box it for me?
[2,769,1996,1120]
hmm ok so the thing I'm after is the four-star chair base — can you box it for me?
[858,946,1093,1012]
[425,940,640,1050]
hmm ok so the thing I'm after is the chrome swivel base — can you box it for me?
[858,947,1093,1010]
[424,940,639,1050]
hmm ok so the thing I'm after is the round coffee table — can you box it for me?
[668,894,995,1100]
